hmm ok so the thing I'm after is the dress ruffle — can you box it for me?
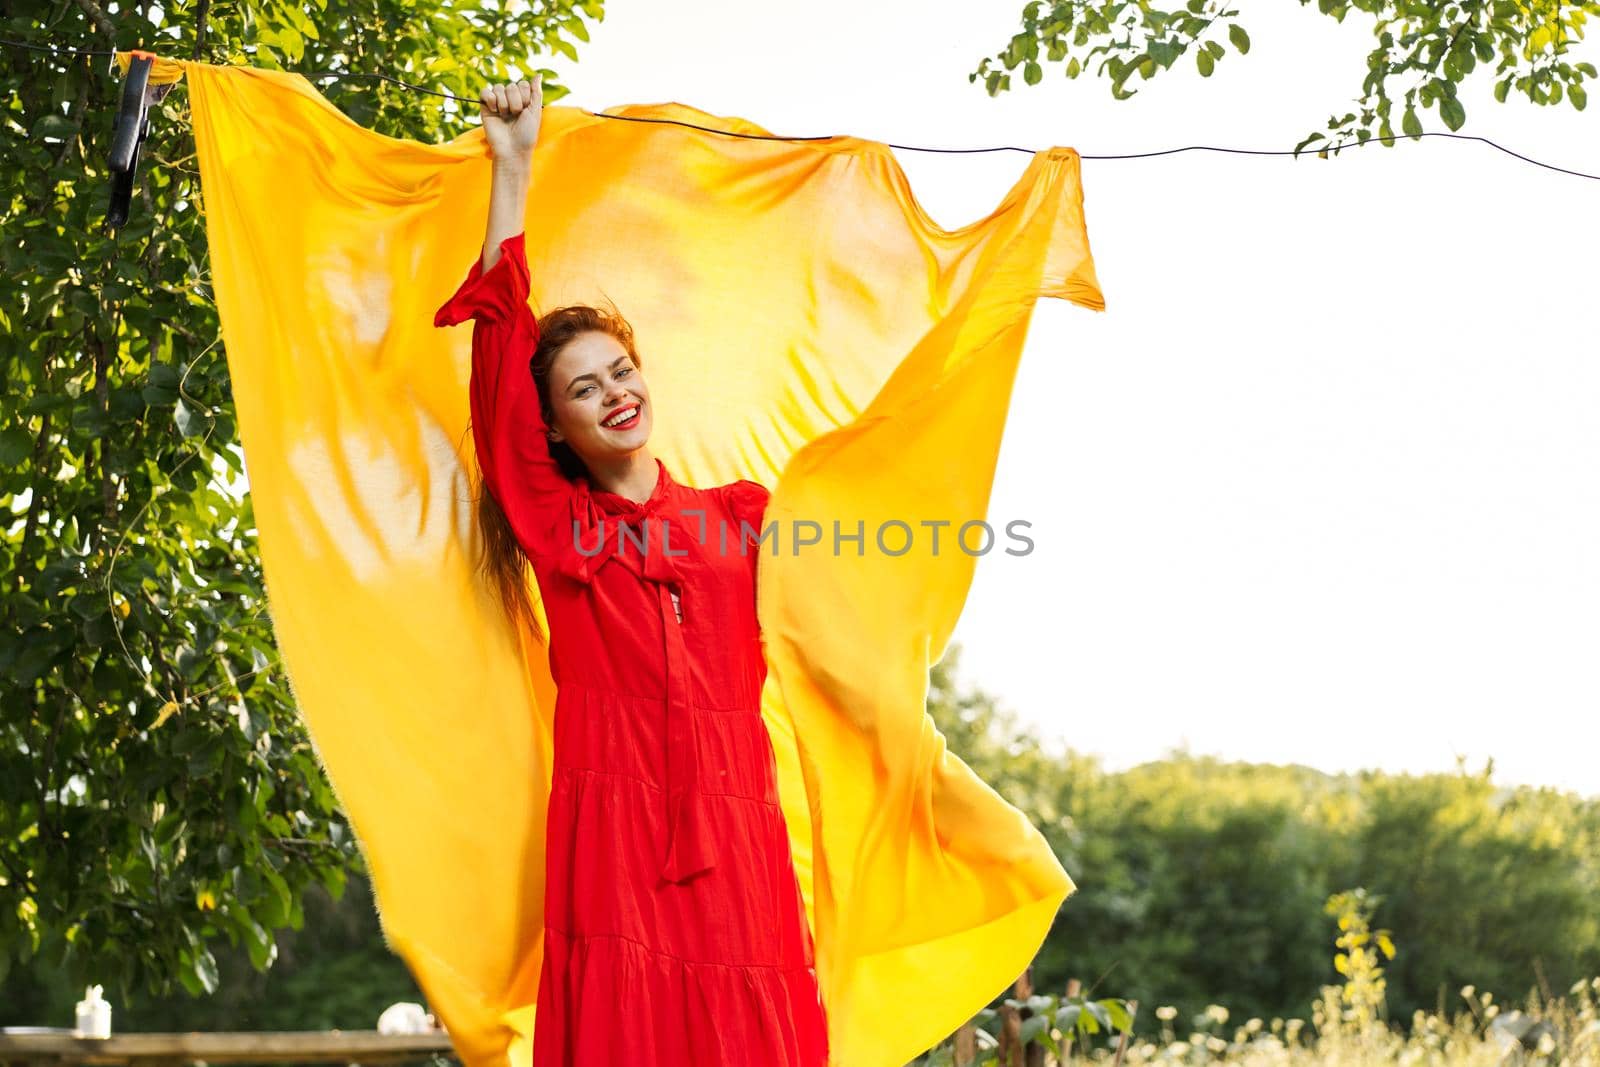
[536,926,827,1065]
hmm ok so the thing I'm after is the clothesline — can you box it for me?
[5,35,1599,180]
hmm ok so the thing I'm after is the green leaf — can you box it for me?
[1494,78,1511,103]
[278,26,304,62]
[1439,96,1466,131]
[1229,24,1251,53]
[175,399,203,437]
[1102,999,1134,1031]
[1197,50,1215,76]
[82,613,115,647]
[280,4,317,40]
[192,947,220,994]
[1293,131,1325,155]
[240,914,275,969]
[32,114,77,141]
[0,426,32,466]
[1572,84,1588,111]
[1025,60,1043,85]
[1402,106,1423,137]
[260,865,294,928]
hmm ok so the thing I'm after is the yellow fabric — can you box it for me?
[113,50,187,85]
[151,53,1103,1067]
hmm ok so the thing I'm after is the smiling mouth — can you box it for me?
[600,402,642,430]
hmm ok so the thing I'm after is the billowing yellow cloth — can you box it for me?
[145,53,1104,1067]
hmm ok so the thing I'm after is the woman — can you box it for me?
[433,76,830,1066]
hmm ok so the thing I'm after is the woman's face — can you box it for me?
[546,330,652,463]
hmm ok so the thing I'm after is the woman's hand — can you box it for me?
[480,76,543,162]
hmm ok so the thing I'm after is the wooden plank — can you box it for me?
[0,1031,454,1066]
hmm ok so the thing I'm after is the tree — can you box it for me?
[0,0,603,1007]
[969,0,1597,155]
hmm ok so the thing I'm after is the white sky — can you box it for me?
[535,0,1600,798]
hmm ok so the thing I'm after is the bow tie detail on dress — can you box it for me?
[550,470,716,884]
[551,494,688,589]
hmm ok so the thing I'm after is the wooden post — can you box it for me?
[997,1003,1020,1067]
[1111,998,1139,1067]
[1024,1006,1046,1064]
[952,1024,978,1067]
[1060,978,1081,1063]
[1015,967,1047,1067]
[996,967,1033,1067]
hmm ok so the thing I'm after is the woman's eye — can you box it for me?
[617,366,632,379]
[575,386,593,397]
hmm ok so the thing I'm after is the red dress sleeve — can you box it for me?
[722,479,773,640]
[434,231,572,558]
[726,476,774,537]
[721,479,773,556]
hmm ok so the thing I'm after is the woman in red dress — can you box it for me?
[433,76,830,1067]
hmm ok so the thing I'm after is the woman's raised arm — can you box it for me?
[434,76,572,560]
[479,77,540,271]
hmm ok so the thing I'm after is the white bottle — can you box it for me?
[74,984,112,1039]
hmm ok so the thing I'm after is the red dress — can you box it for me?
[435,232,829,1067]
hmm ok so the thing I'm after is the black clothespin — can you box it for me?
[107,50,175,234]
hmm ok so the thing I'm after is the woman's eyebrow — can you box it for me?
[566,356,631,393]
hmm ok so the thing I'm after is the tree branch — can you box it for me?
[73,0,116,40]
[89,326,119,527]
[193,0,211,59]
